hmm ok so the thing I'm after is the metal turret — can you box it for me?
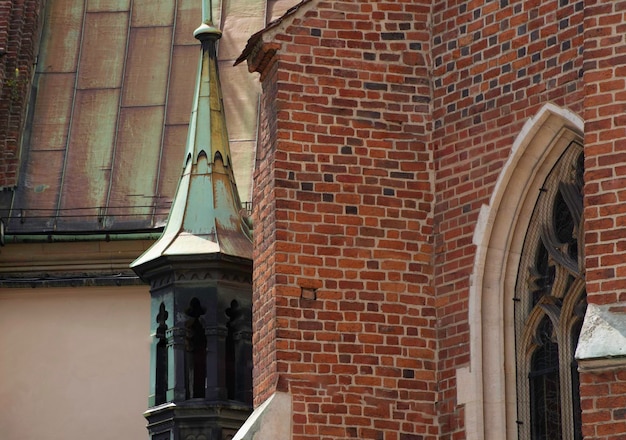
[132,6,251,268]
[131,2,253,438]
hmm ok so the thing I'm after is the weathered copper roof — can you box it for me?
[2,0,270,236]
[131,10,252,268]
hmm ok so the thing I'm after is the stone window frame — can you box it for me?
[457,103,585,440]
[514,140,584,440]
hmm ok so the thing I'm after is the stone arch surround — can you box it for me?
[458,103,585,440]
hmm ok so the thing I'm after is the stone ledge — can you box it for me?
[232,392,292,440]
[576,303,626,370]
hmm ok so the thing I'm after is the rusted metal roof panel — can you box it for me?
[57,88,120,229]
[175,0,222,46]
[29,73,75,150]
[166,44,198,125]
[220,61,259,142]
[106,106,166,229]
[86,0,130,12]
[131,0,175,27]
[219,0,265,61]
[11,150,65,231]
[36,0,83,73]
[6,0,269,235]
[77,12,128,90]
[122,27,172,107]
[218,0,265,209]
[174,0,199,46]
[7,73,75,230]
[230,140,255,205]
[156,125,190,222]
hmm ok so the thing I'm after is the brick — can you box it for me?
[242,0,620,439]
[0,0,44,188]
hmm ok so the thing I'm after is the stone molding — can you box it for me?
[0,239,153,286]
[232,391,292,440]
[463,103,584,440]
[576,303,626,370]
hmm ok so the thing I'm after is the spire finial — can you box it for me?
[130,0,251,271]
[194,0,222,39]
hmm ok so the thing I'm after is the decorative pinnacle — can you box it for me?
[130,0,252,273]
[194,0,222,39]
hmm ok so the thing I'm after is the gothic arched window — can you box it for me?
[185,297,207,400]
[155,302,169,405]
[514,142,585,440]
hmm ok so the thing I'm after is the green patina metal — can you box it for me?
[131,3,254,439]
[131,9,252,269]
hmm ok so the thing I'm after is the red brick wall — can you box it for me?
[0,0,44,189]
[253,59,279,406]
[580,369,626,440]
[252,1,437,438]
[582,0,626,306]
[248,0,626,439]
[431,0,584,437]
[579,2,626,439]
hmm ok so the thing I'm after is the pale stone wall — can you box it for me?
[0,285,150,440]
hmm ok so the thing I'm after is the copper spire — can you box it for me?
[132,0,252,269]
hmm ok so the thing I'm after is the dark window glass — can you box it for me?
[514,144,585,440]
[529,317,561,440]
[571,318,584,440]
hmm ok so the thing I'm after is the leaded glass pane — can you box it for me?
[514,142,585,440]
[529,317,561,440]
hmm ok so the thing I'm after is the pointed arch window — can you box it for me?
[514,142,585,440]
[155,302,169,405]
[185,297,207,400]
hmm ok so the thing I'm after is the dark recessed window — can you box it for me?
[515,142,585,440]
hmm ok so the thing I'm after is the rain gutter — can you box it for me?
[4,229,163,244]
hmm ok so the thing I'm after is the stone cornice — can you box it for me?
[577,356,626,373]
[0,239,152,285]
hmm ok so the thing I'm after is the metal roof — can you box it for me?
[2,0,280,236]
[132,12,252,268]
